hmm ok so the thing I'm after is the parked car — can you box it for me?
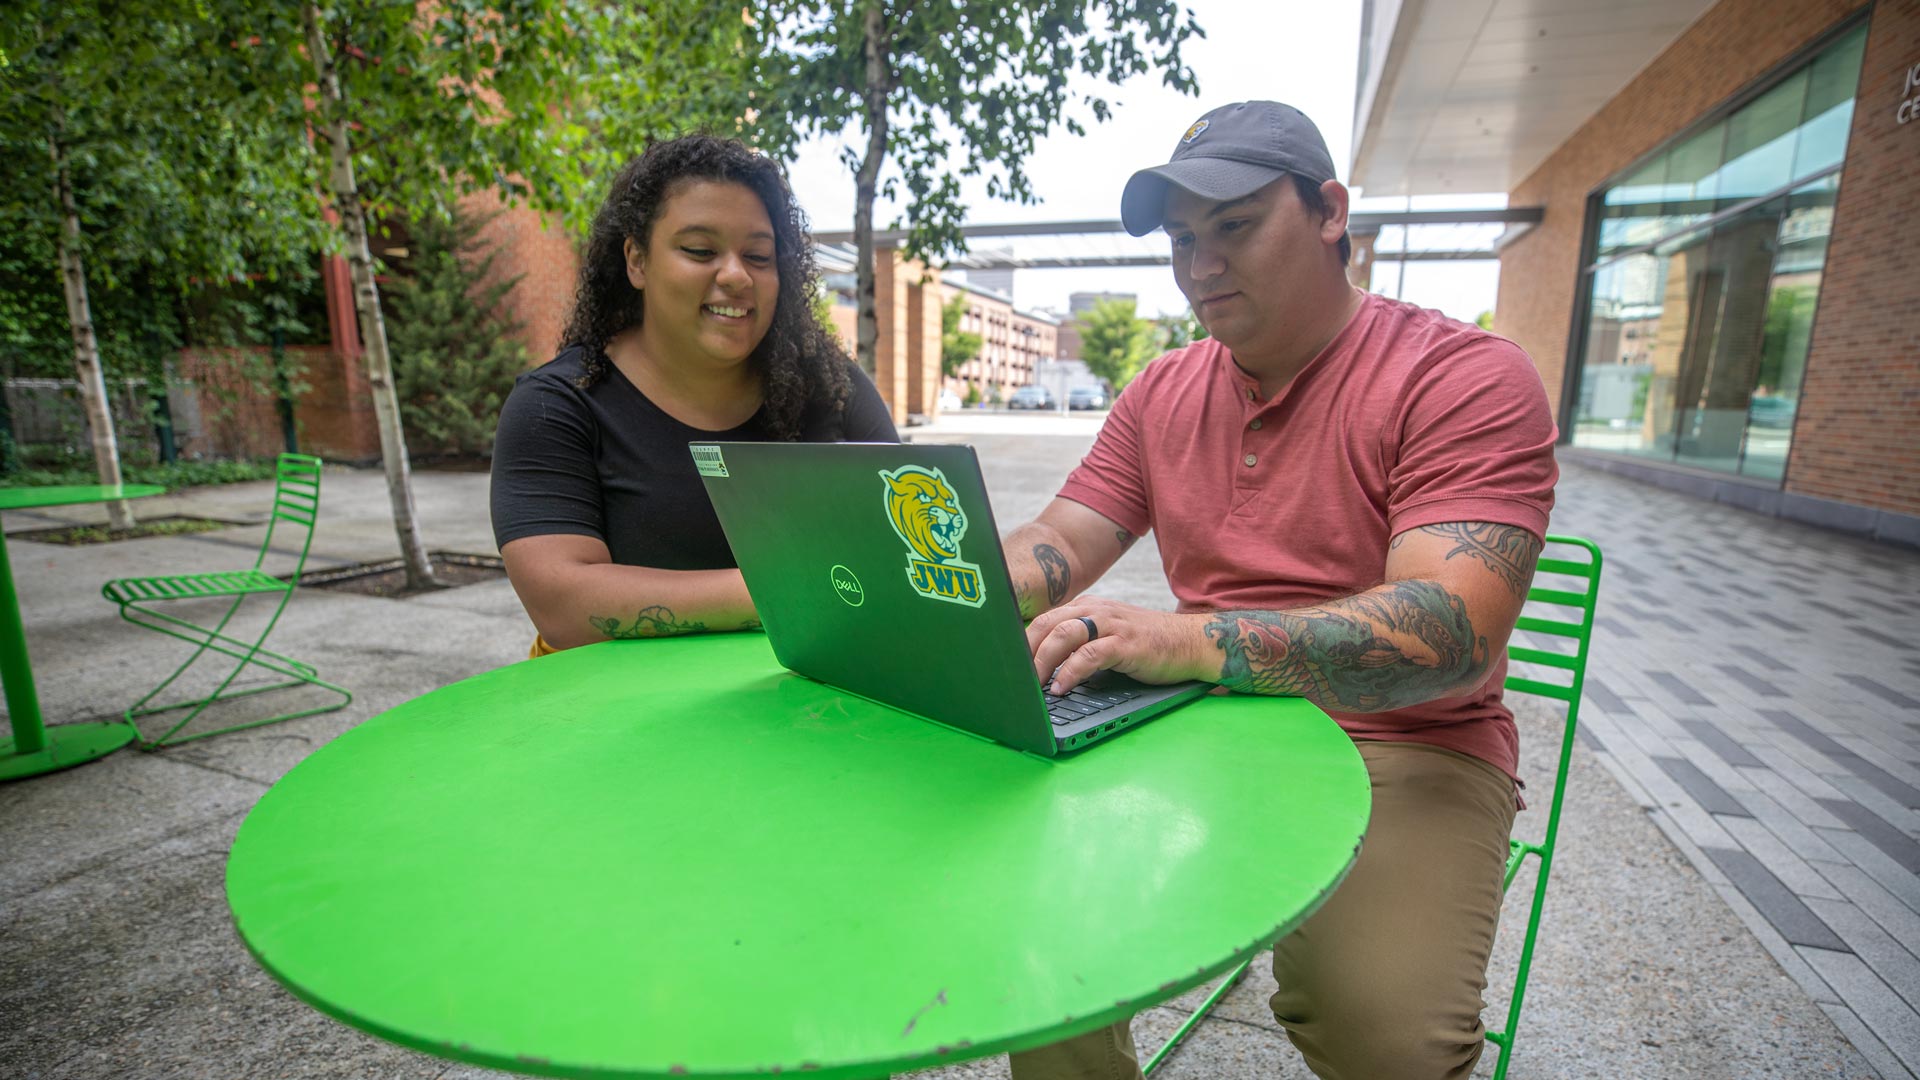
[1008,385,1055,410]
[1747,395,1797,429]
[938,389,963,412]
[1067,386,1108,411]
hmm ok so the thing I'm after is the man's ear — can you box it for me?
[623,236,646,290]
[1318,180,1351,247]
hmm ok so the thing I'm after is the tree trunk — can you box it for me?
[303,3,438,590]
[852,3,891,377]
[49,109,133,530]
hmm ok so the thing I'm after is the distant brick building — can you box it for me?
[941,278,1060,405]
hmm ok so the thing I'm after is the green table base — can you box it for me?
[0,720,139,780]
[228,632,1369,1079]
[1,483,164,781]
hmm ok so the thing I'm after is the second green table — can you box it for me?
[0,483,164,780]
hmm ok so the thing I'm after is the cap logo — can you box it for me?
[1181,118,1209,144]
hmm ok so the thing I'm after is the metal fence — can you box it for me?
[3,371,283,465]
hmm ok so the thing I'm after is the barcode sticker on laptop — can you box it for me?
[690,444,729,478]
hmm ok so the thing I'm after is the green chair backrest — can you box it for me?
[1485,533,1602,1080]
[254,453,325,579]
[1505,534,1602,849]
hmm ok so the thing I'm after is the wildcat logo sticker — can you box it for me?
[880,465,985,608]
[1181,118,1209,144]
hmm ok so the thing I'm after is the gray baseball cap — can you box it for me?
[1120,101,1338,236]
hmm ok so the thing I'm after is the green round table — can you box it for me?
[0,483,165,780]
[227,632,1369,1079]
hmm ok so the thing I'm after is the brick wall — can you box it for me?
[175,348,294,460]
[1497,0,1865,412]
[289,342,379,463]
[465,191,579,365]
[1787,0,1920,515]
[873,254,913,428]
[904,275,942,418]
[818,261,942,421]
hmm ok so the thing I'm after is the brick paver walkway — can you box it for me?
[1549,460,1920,1079]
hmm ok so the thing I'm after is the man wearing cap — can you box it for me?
[1000,101,1557,1079]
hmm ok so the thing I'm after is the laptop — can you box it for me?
[692,441,1209,756]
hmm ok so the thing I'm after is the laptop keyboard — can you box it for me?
[1043,685,1143,727]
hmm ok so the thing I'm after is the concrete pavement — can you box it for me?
[0,421,1902,1078]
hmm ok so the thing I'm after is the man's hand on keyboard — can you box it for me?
[1025,597,1213,695]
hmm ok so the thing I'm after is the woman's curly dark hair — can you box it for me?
[560,134,854,440]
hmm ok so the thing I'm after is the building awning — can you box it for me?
[811,208,1543,271]
[1351,0,1714,196]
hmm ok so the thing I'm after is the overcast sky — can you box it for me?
[782,0,1505,323]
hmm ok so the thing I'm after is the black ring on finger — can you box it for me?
[1078,615,1099,642]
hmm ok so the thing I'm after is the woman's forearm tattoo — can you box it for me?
[589,605,707,639]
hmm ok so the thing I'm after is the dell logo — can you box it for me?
[829,565,865,607]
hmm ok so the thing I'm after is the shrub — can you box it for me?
[383,208,530,458]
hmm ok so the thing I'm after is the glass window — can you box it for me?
[1673,199,1785,474]
[1598,155,1671,258]
[1664,122,1726,232]
[1794,24,1867,177]
[1715,71,1808,204]
[1742,176,1836,480]
[1571,250,1680,460]
[1566,19,1864,483]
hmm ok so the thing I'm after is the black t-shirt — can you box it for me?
[490,346,899,569]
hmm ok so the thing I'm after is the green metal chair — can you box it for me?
[1144,534,1603,1079]
[100,453,350,747]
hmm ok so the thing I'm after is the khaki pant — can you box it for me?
[1009,741,1517,1080]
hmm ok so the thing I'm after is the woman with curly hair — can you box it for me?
[491,134,897,655]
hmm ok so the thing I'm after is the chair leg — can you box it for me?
[122,602,318,679]
[1486,849,1553,1080]
[116,596,350,748]
[1142,956,1254,1075]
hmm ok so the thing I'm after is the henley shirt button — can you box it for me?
[1246,389,1256,401]
[1249,418,1263,430]
[1243,453,1258,467]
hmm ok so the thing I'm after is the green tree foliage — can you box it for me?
[718,1,1203,373]
[277,0,608,587]
[1155,310,1207,350]
[1757,284,1816,393]
[1079,298,1157,389]
[811,288,843,344]
[0,0,326,520]
[546,2,780,236]
[941,294,982,377]
[1475,310,1495,331]
[274,0,759,587]
[383,209,530,458]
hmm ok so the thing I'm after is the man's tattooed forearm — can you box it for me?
[1203,580,1490,711]
[588,606,708,639]
[1393,522,1542,599]
[1034,543,1071,607]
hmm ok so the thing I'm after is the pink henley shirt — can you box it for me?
[1057,292,1558,780]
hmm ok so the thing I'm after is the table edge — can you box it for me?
[229,837,1365,1080]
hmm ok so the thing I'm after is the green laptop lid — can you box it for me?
[696,442,1056,755]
